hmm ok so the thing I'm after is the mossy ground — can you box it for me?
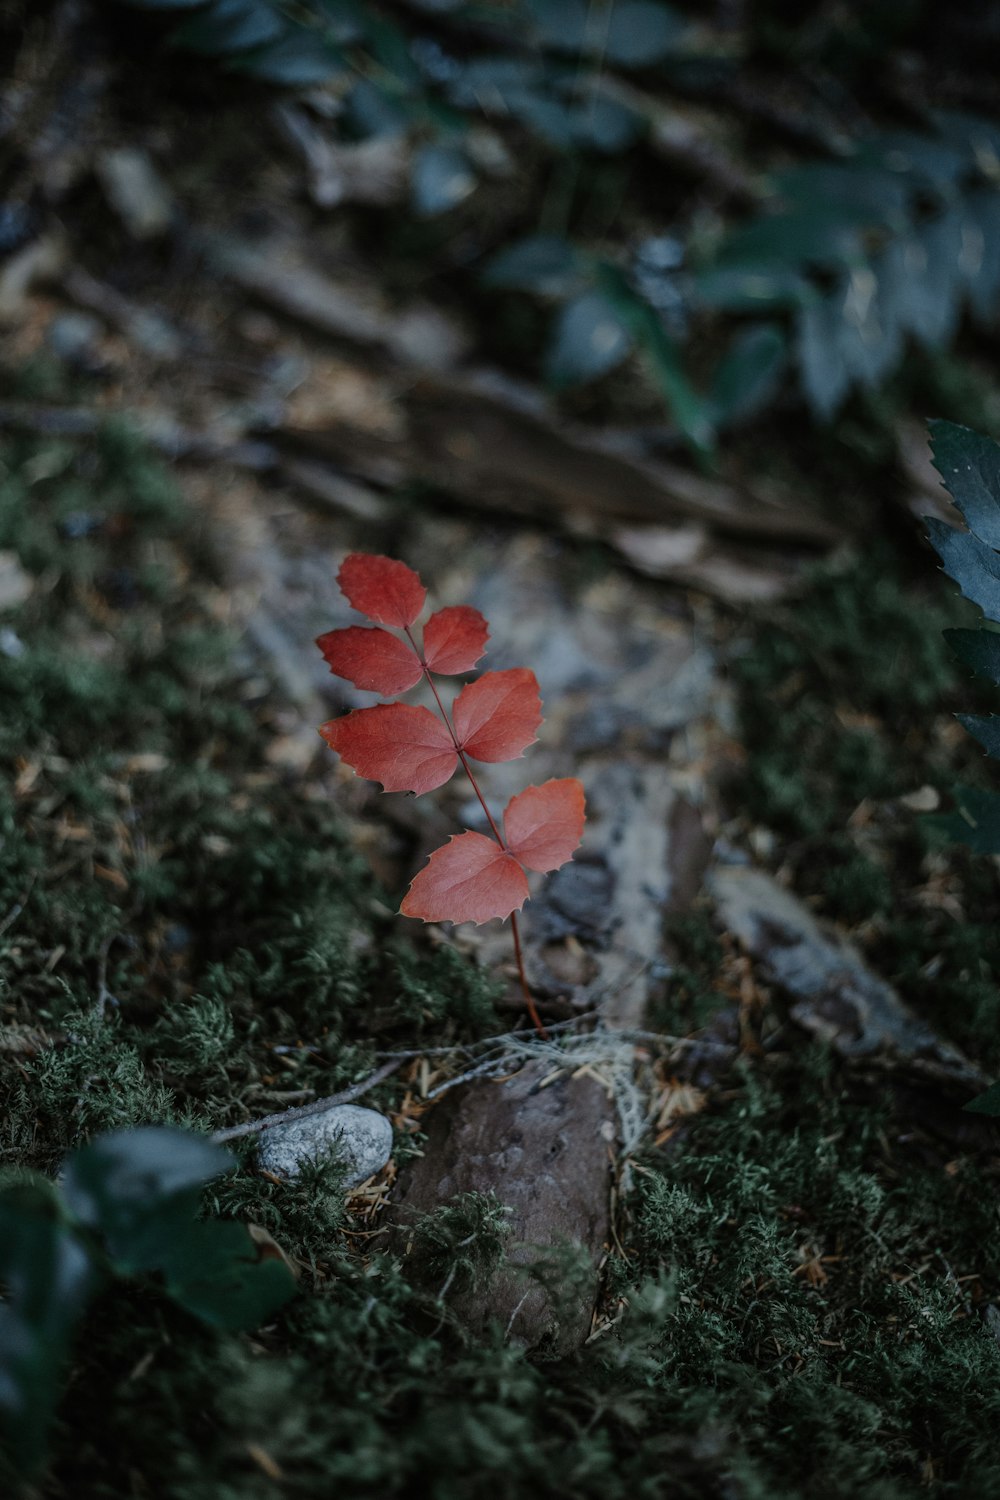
[3,381,1000,1498]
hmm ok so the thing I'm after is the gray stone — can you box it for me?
[710,864,985,1086]
[256,1104,392,1186]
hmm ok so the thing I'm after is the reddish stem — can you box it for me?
[405,626,547,1038]
[510,910,547,1037]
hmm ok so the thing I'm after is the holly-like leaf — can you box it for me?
[422,606,490,675]
[957,713,1000,759]
[337,553,426,628]
[944,626,1000,685]
[316,626,422,695]
[929,420,1000,549]
[452,668,542,762]
[503,777,585,872]
[320,703,457,793]
[925,517,1000,622]
[401,830,529,924]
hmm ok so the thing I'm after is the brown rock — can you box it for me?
[393,1060,613,1353]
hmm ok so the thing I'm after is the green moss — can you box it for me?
[615,1055,1000,1498]
[731,547,1000,1069]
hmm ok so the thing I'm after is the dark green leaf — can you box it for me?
[929,420,1000,550]
[411,144,476,216]
[957,713,1000,759]
[171,0,286,53]
[964,1081,1000,1115]
[62,1126,232,1267]
[719,209,861,271]
[881,215,963,349]
[362,8,423,85]
[482,235,584,296]
[545,290,632,384]
[944,626,1000,685]
[159,1219,296,1331]
[774,163,909,228]
[595,263,711,452]
[797,294,852,420]
[925,517,1000,621]
[799,267,899,406]
[694,263,812,312]
[709,324,786,428]
[0,1186,97,1475]
[117,0,209,8]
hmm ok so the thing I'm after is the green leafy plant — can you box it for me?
[488,112,1000,436]
[0,1126,295,1478]
[107,3,1000,445]
[700,114,1000,419]
[315,553,586,1034]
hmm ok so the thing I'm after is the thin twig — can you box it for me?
[373,1013,597,1061]
[210,1059,402,1145]
[424,1056,514,1100]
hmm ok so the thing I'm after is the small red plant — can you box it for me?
[316,553,586,1033]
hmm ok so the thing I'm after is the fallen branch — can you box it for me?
[211,1059,402,1144]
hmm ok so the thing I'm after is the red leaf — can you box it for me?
[319,704,456,794]
[338,553,426,628]
[452,668,542,763]
[422,606,490,675]
[504,778,586,872]
[316,626,422,695]
[401,831,529,925]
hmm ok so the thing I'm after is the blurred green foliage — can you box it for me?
[106,1,1000,448]
[0,1128,295,1478]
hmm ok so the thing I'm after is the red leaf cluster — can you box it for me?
[316,554,585,928]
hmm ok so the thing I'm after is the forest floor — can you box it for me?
[4,6,1000,1497]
